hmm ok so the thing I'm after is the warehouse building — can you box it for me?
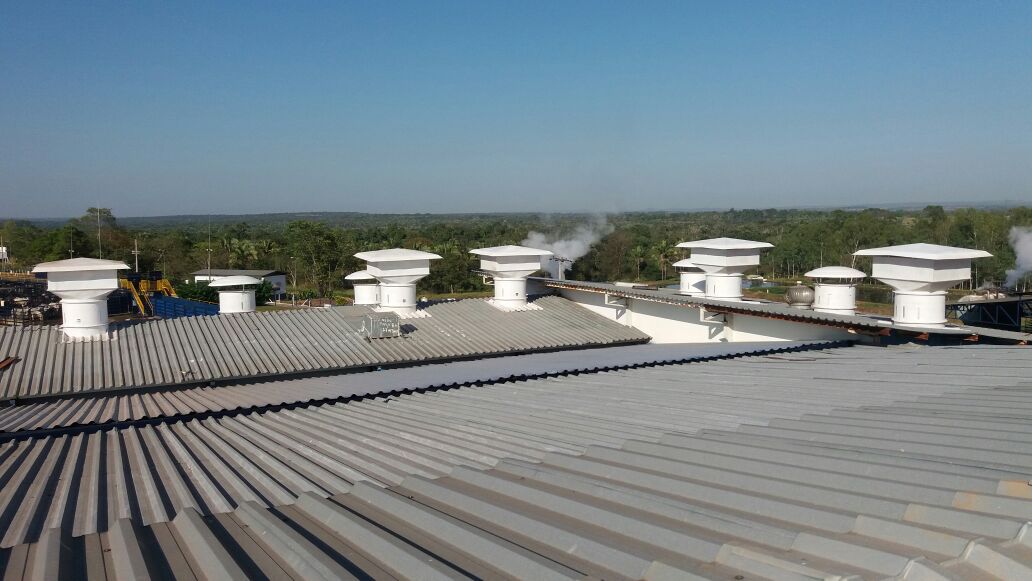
[191,269,289,299]
[0,243,1030,578]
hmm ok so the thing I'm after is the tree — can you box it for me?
[175,281,218,303]
[71,208,131,260]
[630,245,646,281]
[223,238,259,269]
[286,221,344,296]
[50,225,95,261]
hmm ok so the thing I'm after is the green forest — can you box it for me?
[3,205,1031,298]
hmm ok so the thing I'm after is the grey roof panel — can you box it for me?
[0,296,648,400]
[3,343,1032,578]
[5,348,1032,578]
[190,268,284,276]
[0,341,830,433]
[2,343,1032,554]
[543,278,1032,342]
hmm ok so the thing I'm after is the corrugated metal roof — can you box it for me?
[2,343,1032,578]
[0,296,648,400]
[545,277,892,325]
[3,343,1031,557]
[190,269,284,276]
[0,341,833,434]
[543,278,1032,343]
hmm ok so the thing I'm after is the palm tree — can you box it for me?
[631,245,646,281]
[654,239,670,280]
[255,239,279,258]
[223,238,259,269]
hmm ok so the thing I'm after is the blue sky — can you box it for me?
[1,1,1030,217]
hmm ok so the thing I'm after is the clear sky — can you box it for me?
[2,1,1030,218]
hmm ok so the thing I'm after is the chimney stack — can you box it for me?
[673,259,705,296]
[345,270,380,306]
[32,258,129,339]
[854,243,991,327]
[470,245,553,308]
[804,266,866,316]
[354,249,441,315]
[675,238,773,300]
[208,275,261,314]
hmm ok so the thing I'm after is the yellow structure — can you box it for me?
[120,274,178,316]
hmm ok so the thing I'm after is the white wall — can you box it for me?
[194,273,288,298]
[559,288,856,344]
[626,298,727,342]
[559,288,726,343]
[559,288,629,323]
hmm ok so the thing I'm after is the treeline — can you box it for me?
[576,206,1032,287]
[3,205,1031,297]
[0,210,561,296]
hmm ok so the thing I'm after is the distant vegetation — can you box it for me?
[3,205,1031,299]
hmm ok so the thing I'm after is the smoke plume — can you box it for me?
[1005,227,1032,288]
[522,215,613,278]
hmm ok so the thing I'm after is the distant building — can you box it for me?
[191,268,288,298]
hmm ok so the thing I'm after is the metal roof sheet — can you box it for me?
[543,278,1032,343]
[0,341,831,434]
[190,268,285,276]
[1,344,1031,577]
[0,295,648,400]
[205,275,262,287]
[546,277,888,325]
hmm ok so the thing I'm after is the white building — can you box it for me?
[192,269,288,299]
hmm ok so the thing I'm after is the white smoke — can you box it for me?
[522,215,614,278]
[1005,226,1032,288]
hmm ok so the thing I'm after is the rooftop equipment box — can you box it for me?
[363,312,401,339]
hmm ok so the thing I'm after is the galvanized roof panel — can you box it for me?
[542,278,1032,342]
[0,296,648,400]
[3,343,1032,578]
[2,343,1031,559]
[0,341,831,434]
[205,275,262,287]
[190,268,284,276]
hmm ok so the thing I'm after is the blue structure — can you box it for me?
[151,295,219,319]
